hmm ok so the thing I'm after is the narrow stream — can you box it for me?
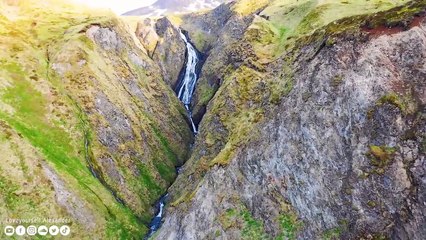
[145,30,201,239]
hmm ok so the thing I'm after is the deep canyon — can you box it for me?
[0,0,425,239]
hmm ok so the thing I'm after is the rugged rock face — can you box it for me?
[178,1,261,124]
[0,0,192,238]
[136,17,187,88]
[154,0,426,239]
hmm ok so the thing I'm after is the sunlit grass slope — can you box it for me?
[0,0,192,238]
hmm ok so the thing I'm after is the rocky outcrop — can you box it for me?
[155,1,426,239]
[136,17,186,88]
[179,1,267,124]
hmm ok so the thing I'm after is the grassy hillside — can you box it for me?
[0,0,192,238]
[247,0,418,60]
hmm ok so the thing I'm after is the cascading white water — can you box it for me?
[177,30,199,105]
[145,194,168,239]
[177,30,200,133]
[145,30,202,240]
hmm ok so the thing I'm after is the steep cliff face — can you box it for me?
[179,1,263,124]
[0,0,192,238]
[154,0,426,239]
[136,17,187,88]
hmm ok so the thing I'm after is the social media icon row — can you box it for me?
[4,225,70,236]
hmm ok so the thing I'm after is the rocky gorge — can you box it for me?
[0,0,425,239]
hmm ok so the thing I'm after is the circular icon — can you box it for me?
[38,225,48,236]
[60,225,70,236]
[4,226,14,236]
[15,225,26,236]
[49,225,59,236]
[27,225,37,236]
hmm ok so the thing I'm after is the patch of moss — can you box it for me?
[218,208,239,229]
[331,75,344,88]
[154,160,176,183]
[150,123,179,165]
[322,227,342,240]
[378,93,407,112]
[137,164,163,197]
[321,220,348,240]
[210,143,234,167]
[241,210,267,240]
[191,31,216,52]
[271,79,294,104]
[0,173,20,209]
[367,145,397,168]
[277,214,302,240]
[198,85,217,107]
[217,207,268,239]
[233,0,269,16]
[367,200,377,208]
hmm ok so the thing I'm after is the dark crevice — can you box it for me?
[145,29,207,239]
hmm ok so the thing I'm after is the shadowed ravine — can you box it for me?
[145,30,203,239]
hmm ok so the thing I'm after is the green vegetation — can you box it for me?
[367,145,397,168]
[218,208,302,240]
[270,73,294,105]
[367,200,377,208]
[277,214,302,240]
[198,85,217,107]
[378,93,406,112]
[138,164,163,197]
[246,0,418,60]
[321,227,343,240]
[192,31,217,52]
[218,207,267,239]
[0,0,192,238]
[150,124,179,165]
[377,92,418,115]
[234,0,270,16]
[155,161,176,183]
[321,220,348,240]
[0,173,19,209]
[241,210,268,240]
[331,75,344,88]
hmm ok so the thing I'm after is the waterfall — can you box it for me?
[145,29,202,240]
[145,194,168,239]
[177,29,200,134]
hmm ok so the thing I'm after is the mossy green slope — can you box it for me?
[0,0,192,238]
[247,0,415,60]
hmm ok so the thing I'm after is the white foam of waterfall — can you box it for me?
[177,30,200,133]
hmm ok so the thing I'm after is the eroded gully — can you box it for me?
[145,29,203,239]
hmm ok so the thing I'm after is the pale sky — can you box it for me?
[71,0,157,14]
